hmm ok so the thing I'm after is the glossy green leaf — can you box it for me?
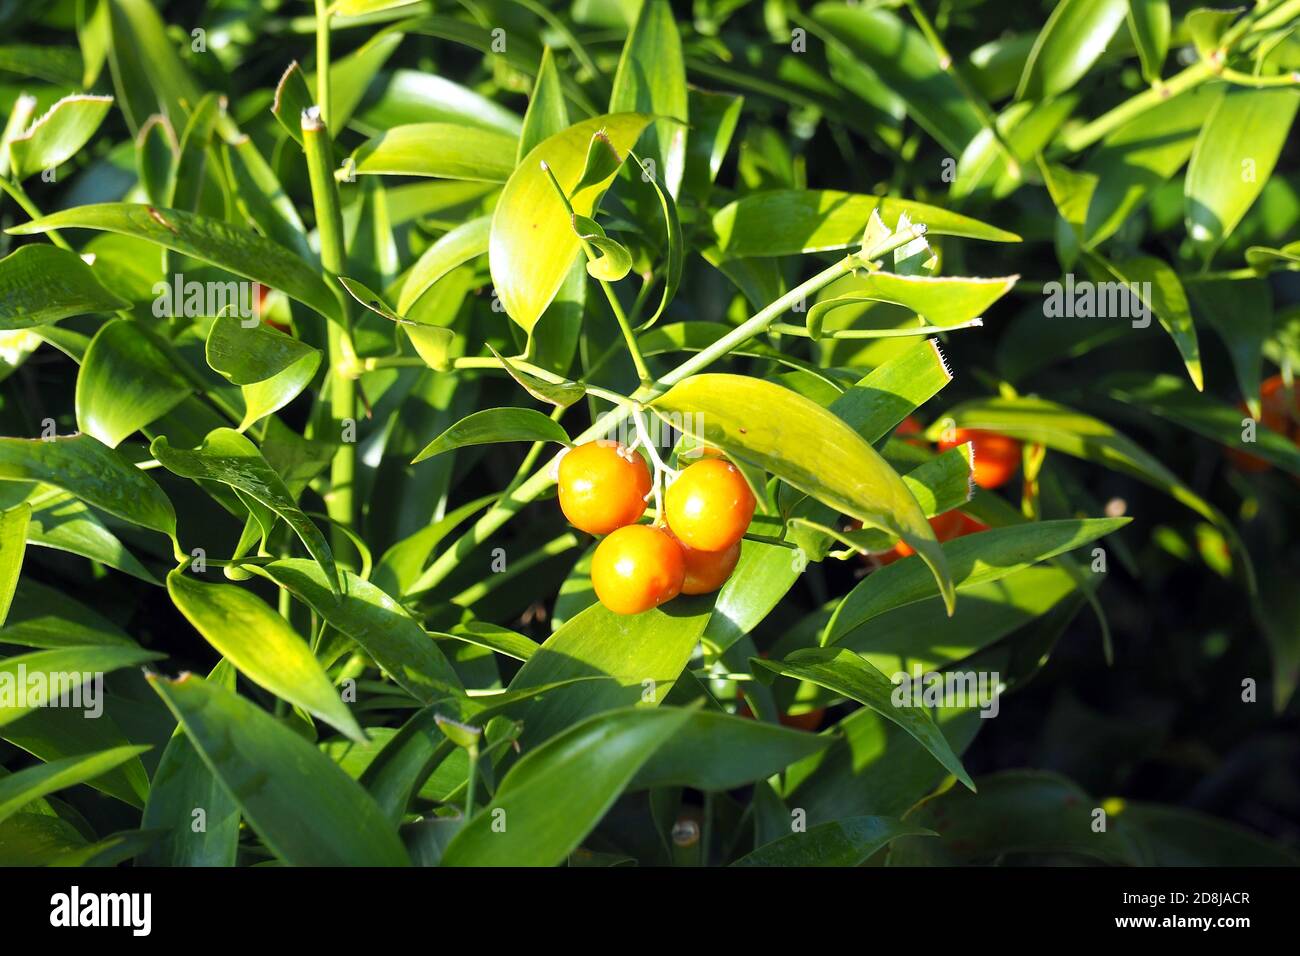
[518,46,569,162]
[0,645,162,728]
[271,61,313,147]
[136,113,176,207]
[151,428,337,591]
[167,571,363,741]
[147,673,409,866]
[1087,253,1201,390]
[629,710,830,791]
[0,434,176,539]
[8,204,341,323]
[1127,0,1170,83]
[1082,85,1218,247]
[1185,88,1300,251]
[349,123,518,182]
[701,534,803,654]
[413,407,570,463]
[0,503,29,627]
[712,190,1019,258]
[0,745,149,827]
[0,245,130,330]
[506,595,712,751]
[253,559,464,702]
[490,113,651,332]
[609,0,687,196]
[809,5,981,155]
[7,94,113,181]
[824,518,1126,644]
[205,313,322,430]
[1017,0,1129,100]
[734,815,931,866]
[75,319,191,447]
[807,273,1015,340]
[652,373,954,613]
[440,706,691,866]
[754,647,974,789]
[571,213,632,281]
[397,215,490,314]
[166,92,221,215]
[140,659,240,867]
[1186,277,1270,417]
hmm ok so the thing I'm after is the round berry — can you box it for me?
[939,428,1021,489]
[678,537,741,595]
[590,524,685,615]
[665,459,756,552]
[557,440,651,535]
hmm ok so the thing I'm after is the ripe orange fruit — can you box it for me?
[894,415,926,446]
[557,440,652,535]
[878,510,988,565]
[665,459,756,552]
[938,428,1021,489]
[1227,375,1298,472]
[677,537,741,595]
[590,524,685,615]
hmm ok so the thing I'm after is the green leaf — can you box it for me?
[0,579,135,648]
[1085,253,1201,390]
[518,46,569,163]
[348,123,518,181]
[488,345,585,408]
[754,647,974,790]
[271,61,313,147]
[1127,0,1170,83]
[506,595,713,751]
[0,45,83,86]
[0,645,163,728]
[104,0,201,134]
[167,571,364,741]
[397,215,490,314]
[0,745,150,826]
[712,190,1019,258]
[7,94,114,181]
[1104,372,1300,476]
[651,373,955,613]
[166,91,221,215]
[809,5,982,155]
[1185,88,1300,251]
[0,503,29,627]
[733,815,931,866]
[490,113,651,333]
[807,273,1015,340]
[141,659,240,866]
[629,710,830,791]
[824,518,1127,644]
[8,204,342,323]
[75,319,191,447]
[136,113,176,207]
[253,559,465,703]
[1114,801,1299,865]
[887,770,1138,864]
[147,672,410,866]
[609,0,687,196]
[440,707,692,866]
[571,213,632,281]
[1187,277,1270,417]
[0,245,130,330]
[1186,6,1244,60]
[413,407,570,463]
[205,313,322,431]
[1017,0,1129,101]
[441,620,540,663]
[0,434,176,539]
[701,534,803,654]
[1082,85,1218,248]
[151,428,338,591]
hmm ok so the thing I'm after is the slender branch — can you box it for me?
[313,0,332,129]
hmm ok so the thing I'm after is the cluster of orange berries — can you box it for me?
[867,416,1021,565]
[557,441,756,614]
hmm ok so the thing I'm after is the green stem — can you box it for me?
[1055,62,1216,154]
[314,0,332,129]
[464,742,479,821]
[0,177,72,250]
[303,107,357,546]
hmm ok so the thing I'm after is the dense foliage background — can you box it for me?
[0,0,1297,866]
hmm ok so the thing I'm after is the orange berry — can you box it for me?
[1227,375,1299,472]
[678,537,741,595]
[939,428,1021,489]
[893,509,966,559]
[557,440,651,535]
[665,459,756,552]
[590,524,685,615]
